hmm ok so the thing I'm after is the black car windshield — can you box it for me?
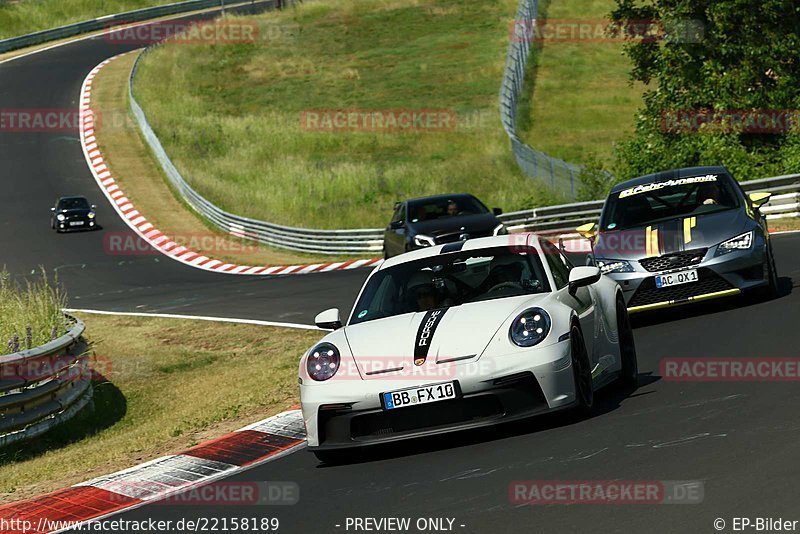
[350,247,550,325]
[58,197,90,210]
[408,196,488,223]
[600,173,740,231]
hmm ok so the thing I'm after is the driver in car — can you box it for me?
[446,201,459,217]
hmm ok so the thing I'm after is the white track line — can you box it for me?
[63,308,322,331]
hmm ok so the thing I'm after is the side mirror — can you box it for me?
[749,192,771,209]
[91,204,96,210]
[389,220,404,230]
[314,308,342,330]
[568,266,601,295]
[576,222,599,241]
[493,207,503,216]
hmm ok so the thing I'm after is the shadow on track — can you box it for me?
[0,365,127,466]
[630,276,794,329]
[314,372,660,467]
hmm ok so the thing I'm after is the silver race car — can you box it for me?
[577,166,778,313]
[299,234,637,462]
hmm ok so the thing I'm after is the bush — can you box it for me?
[0,269,69,355]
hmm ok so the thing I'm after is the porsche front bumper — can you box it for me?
[301,339,577,450]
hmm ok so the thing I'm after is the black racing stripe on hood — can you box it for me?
[658,219,685,254]
[413,307,449,366]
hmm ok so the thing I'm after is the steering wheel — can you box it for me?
[487,281,523,293]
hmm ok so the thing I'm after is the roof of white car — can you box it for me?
[378,234,550,270]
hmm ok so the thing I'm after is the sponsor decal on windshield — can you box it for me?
[618,174,718,199]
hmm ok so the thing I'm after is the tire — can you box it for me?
[570,325,593,415]
[615,295,638,390]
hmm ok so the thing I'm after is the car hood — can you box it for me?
[594,208,753,261]
[409,213,498,237]
[341,295,546,378]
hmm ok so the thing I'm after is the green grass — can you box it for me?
[135,0,568,229]
[0,0,185,39]
[0,313,320,502]
[0,269,69,354]
[517,0,646,167]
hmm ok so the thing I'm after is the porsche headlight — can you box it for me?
[414,234,436,247]
[56,214,66,221]
[306,343,340,381]
[509,308,551,348]
[87,212,96,219]
[595,258,633,274]
[716,231,753,256]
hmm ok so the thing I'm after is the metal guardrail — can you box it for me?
[0,317,91,448]
[0,0,262,54]
[499,0,582,198]
[129,46,385,256]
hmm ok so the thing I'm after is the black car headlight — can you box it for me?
[595,258,633,274]
[88,212,96,219]
[56,214,66,221]
[306,342,341,381]
[414,234,436,247]
[715,231,754,256]
[509,308,551,347]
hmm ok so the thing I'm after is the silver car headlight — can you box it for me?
[56,214,66,221]
[716,231,753,256]
[306,343,340,381]
[596,259,634,274]
[414,234,436,247]
[509,308,551,348]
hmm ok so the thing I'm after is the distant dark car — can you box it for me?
[383,193,506,258]
[51,196,97,232]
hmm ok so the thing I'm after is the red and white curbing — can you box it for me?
[0,409,307,533]
[79,52,382,276]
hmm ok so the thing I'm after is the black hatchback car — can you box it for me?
[383,193,506,258]
[51,196,98,232]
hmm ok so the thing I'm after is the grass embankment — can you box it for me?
[93,52,347,265]
[0,0,181,39]
[518,0,646,167]
[0,270,69,355]
[135,0,566,230]
[0,313,319,503]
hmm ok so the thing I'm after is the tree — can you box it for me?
[610,0,800,180]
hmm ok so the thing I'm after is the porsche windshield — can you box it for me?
[600,174,740,231]
[350,247,550,325]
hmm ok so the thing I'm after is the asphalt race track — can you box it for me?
[3,6,800,534]
[0,3,369,325]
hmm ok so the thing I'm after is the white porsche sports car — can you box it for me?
[299,234,637,462]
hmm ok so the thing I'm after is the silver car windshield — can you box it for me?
[350,247,550,325]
